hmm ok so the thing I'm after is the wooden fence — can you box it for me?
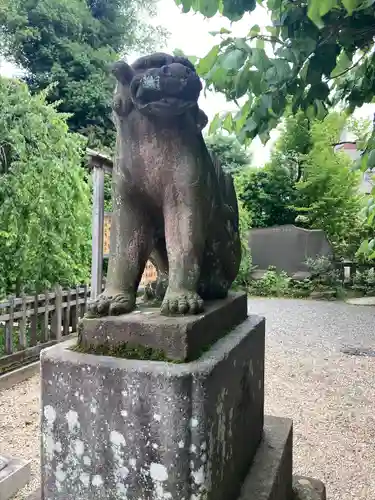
[0,264,158,373]
[0,286,89,373]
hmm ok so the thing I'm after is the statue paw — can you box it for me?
[161,290,204,316]
[87,292,136,317]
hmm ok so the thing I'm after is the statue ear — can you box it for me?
[112,61,135,86]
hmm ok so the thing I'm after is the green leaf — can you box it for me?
[208,113,222,135]
[198,0,218,17]
[315,100,328,120]
[249,48,272,72]
[180,0,193,12]
[306,105,316,120]
[222,49,247,71]
[210,27,232,35]
[248,24,260,37]
[357,239,369,255]
[197,45,220,75]
[342,0,359,15]
[234,38,252,53]
[307,1,324,28]
[244,117,258,134]
[367,150,375,169]
[331,51,352,77]
[235,66,251,98]
[223,112,234,132]
[319,0,338,17]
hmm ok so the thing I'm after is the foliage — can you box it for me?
[0,0,167,148]
[352,267,375,295]
[305,256,342,289]
[205,132,252,174]
[235,111,365,258]
[0,78,91,297]
[293,113,365,258]
[248,266,291,297]
[176,0,375,257]
[232,198,252,288]
[177,0,375,146]
[235,165,297,228]
[248,258,343,299]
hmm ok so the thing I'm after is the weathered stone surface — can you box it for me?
[41,315,265,500]
[88,52,241,318]
[0,456,9,471]
[239,416,293,500]
[249,225,333,279]
[0,456,31,500]
[79,291,247,361]
[293,476,327,500]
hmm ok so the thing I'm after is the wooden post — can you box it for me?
[30,294,38,346]
[5,296,14,354]
[19,294,27,350]
[63,289,71,337]
[51,285,62,341]
[42,288,49,342]
[90,165,105,300]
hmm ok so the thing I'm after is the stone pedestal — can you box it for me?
[41,311,265,500]
[0,455,31,500]
[38,293,327,500]
[78,292,248,361]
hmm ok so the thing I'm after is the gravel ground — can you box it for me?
[0,376,40,499]
[1,298,375,499]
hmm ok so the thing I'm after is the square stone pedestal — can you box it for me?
[0,456,31,500]
[41,314,265,500]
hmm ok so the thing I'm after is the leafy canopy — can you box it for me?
[205,132,252,173]
[0,78,91,297]
[175,0,375,146]
[237,111,365,258]
[0,0,167,148]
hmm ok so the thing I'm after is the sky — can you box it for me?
[1,0,374,164]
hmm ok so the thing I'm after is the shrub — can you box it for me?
[0,79,91,297]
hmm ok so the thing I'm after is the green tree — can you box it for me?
[236,112,365,258]
[0,0,166,148]
[205,132,251,173]
[236,166,297,228]
[294,113,364,258]
[176,0,375,255]
[0,78,91,297]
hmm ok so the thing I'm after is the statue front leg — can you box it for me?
[161,199,205,315]
[88,195,152,317]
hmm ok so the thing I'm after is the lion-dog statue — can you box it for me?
[88,53,241,317]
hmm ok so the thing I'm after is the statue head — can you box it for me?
[112,52,203,119]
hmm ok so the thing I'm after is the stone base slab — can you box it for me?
[41,314,265,500]
[79,292,248,361]
[239,415,293,500]
[0,456,31,500]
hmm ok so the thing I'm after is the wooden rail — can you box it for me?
[0,286,89,371]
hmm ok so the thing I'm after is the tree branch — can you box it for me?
[329,52,367,80]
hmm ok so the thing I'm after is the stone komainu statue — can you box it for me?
[88,53,241,316]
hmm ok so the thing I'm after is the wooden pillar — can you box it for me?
[91,165,105,300]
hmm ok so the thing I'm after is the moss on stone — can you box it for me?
[71,341,183,363]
